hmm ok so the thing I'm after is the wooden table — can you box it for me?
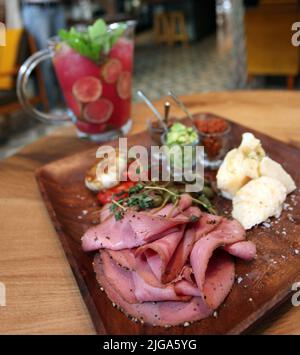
[1,91,300,335]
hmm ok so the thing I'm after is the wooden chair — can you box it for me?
[0,30,49,116]
[154,11,189,46]
[169,11,189,46]
[245,4,300,89]
[154,12,171,45]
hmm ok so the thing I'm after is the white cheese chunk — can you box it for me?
[232,176,287,230]
[216,133,265,199]
[259,156,296,194]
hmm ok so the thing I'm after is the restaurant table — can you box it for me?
[1,91,300,335]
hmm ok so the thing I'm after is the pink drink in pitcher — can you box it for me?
[17,19,136,141]
[53,37,134,137]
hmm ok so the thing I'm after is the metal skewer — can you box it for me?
[168,90,196,128]
[164,101,171,125]
[137,90,168,132]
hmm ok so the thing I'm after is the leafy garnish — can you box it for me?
[109,182,217,221]
[58,19,126,63]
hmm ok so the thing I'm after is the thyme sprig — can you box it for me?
[109,182,216,221]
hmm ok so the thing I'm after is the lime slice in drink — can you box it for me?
[101,58,122,84]
[117,71,131,100]
[72,76,102,103]
[83,98,113,124]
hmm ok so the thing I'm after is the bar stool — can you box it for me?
[169,11,189,46]
[153,11,189,46]
[154,12,171,45]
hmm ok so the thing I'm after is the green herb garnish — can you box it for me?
[58,19,126,63]
[109,182,217,221]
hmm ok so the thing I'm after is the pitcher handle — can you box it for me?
[17,48,72,124]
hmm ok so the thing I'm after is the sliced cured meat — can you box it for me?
[163,225,197,283]
[132,271,190,302]
[93,254,212,326]
[126,210,191,243]
[195,213,223,241]
[100,203,112,222]
[106,248,136,270]
[101,250,190,303]
[174,280,201,297]
[174,268,201,297]
[190,219,245,309]
[202,250,235,309]
[224,240,257,261]
[153,194,193,218]
[82,214,134,251]
[135,226,185,282]
[82,209,190,251]
[134,207,202,285]
[100,250,137,304]
[82,195,196,252]
[85,196,256,327]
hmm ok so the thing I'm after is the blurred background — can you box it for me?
[0,0,299,158]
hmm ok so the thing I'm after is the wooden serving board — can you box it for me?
[36,119,300,335]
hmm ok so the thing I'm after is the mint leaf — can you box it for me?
[58,19,127,63]
[88,19,107,41]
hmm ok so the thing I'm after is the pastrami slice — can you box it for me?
[93,253,212,326]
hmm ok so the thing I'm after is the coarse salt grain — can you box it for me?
[262,222,271,228]
[283,203,290,210]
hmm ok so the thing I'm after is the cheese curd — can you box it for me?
[217,132,296,229]
[259,156,296,194]
[232,177,287,230]
[216,133,265,199]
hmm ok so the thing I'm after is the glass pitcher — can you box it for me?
[17,20,136,141]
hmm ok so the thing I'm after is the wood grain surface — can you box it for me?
[1,91,300,334]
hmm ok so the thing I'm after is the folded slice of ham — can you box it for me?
[224,241,257,261]
[82,210,191,252]
[135,226,186,283]
[101,250,137,304]
[106,248,136,270]
[94,253,212,326]
[190,219,245,309]
[100,250,191,303]
[162,225,197,283]
[82,195,197,252]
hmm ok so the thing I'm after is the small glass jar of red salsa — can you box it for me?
[194,113,231,169]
